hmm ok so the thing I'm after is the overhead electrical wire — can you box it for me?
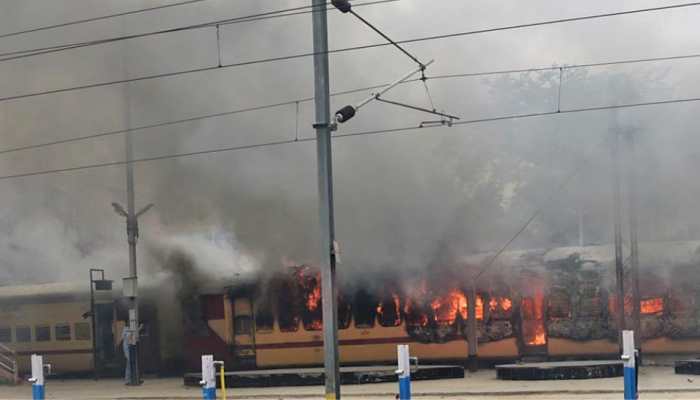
[2,50,700,156]
[0,0,398,61]
[0,94,699,182]
[0,0,208,41]
[0,1,697,104]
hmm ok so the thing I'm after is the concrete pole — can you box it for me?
[311,1,341,398]
[610,119,626,344]
[626,130,642,363]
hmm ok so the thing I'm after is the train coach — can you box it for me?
[183,241,700,372]
[0,282,160,376]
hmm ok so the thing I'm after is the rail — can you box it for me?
[0,342,19,384]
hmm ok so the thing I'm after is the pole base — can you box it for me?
[202,387,216,400]
[32,384,45,400]
[467,355,478,373]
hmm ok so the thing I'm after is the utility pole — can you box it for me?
[626,129,642,363]
[311,1,341,399]
[610,117,626,344]
[111,43,153,384]
[466,283,478,372]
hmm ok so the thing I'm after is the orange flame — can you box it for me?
[641,297,664,315]
[522,292,547,346]
[431,289,467,325]
[532,325,547,345]
[306,285,321,311]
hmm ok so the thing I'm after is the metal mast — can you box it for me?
[626,129,642,361]
[610,117,626,342]
[311,1,341,398]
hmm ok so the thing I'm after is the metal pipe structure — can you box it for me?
[311,1,341,398]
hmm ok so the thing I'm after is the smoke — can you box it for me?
[1,0,700,289]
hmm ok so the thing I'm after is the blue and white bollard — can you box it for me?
[621,330,638,400]
[200,355,216,400]
[396,345,411,400]
[28,354,45,400]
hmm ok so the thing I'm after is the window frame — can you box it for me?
[74,322,91,341]
[54,323,72,341]
[15,326,31,343]
[233,315,253,336]
[35,325,51,342]
[0,326,11,343]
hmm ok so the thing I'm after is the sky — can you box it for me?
[0,0,699,286]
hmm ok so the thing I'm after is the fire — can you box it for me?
[431,289,467,325]
[522,292,547,346]
[489,297,512,313]
[475,296,484,320]
[296,267,323,330]
[641,297,664,315]
[306,285,321,311]
[609,296,664,316]
[532,325,547,345]
[428,290,484,325]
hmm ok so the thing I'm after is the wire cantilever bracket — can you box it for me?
[334,60,435,124]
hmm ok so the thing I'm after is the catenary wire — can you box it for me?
[0,2,696,105]
[0,0,398,60]
[0,0,208,41]
[3,50,700,156]
[0,95,699,182]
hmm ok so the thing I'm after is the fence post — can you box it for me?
[28,354,45,400]
[396,345,411,400]
[621,330,638,400]
[199,355,216,400]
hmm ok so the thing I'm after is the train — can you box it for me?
[2,240,700,376]
[183,240,700,371]
[0,282,161,376]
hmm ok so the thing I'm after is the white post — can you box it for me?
[396,345,411,400]
[28,354,45,400]
[621,330,638,400]
[200,355,216,400]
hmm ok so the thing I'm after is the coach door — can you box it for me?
[231,297,256,369]
[519,270,548,357]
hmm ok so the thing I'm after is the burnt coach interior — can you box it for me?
[183,247,700,371]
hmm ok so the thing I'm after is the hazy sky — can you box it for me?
[0,0,699,285]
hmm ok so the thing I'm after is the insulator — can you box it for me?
[331,0,352,13]
[335,105,356,123]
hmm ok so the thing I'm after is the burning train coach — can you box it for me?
[183,241,700,371]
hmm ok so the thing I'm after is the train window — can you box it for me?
[255,304,274,332]
[35,325,50,342]
[337,296,352,330]
[0,327,10,343]
[234,316,252,335]
[548,288,571,319]
[16,326,30,342]
[378,295,402,327]
[55,324,71,341]
[277,281,300,332]
[353,289,377,328]
[74,323,91,341]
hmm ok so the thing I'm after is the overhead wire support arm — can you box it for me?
[335,60,434,123]
[375,97,460,121]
